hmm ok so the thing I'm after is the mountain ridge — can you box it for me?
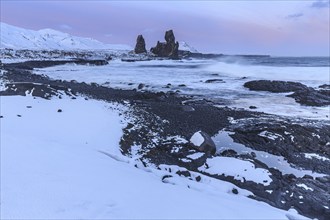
[0,22,132,51]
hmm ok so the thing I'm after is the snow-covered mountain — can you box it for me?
[179,41,198,53]
[0,22,132,51]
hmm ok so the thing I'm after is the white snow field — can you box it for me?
[0,94,308,219]
[0,22,131,51]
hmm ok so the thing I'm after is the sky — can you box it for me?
[0,0,329,56]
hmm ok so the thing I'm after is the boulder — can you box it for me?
[244,80,308,93]
[150,30,179,59]
[244,80,330,106]
[134,35,147,54]
[190,131,216,154]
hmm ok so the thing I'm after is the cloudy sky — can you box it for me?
[1,0,329,56]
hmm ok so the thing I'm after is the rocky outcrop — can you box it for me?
[150,30,179,59]
[244,80,308,93]
[134,35,147,54]
[244,80,330,106]
[3,59,108,70]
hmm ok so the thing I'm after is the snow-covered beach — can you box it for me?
[1,95,307,219]
[1,22,329,220]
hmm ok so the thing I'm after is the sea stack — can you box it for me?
[150,30,179,59]
[134,35,147,54]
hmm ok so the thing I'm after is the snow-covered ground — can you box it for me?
[0,22,132,50]
[0,94,308,219]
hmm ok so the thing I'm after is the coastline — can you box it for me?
[1,59,329,219]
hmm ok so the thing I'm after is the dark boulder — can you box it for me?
[287,88,330,106]
[205,79,224,83]
[319,84,330,90]
[176,170,191,177]
[244,80,330,107]
[134,35,147,54]
[150,30,179,59]
[232,188,239,194]
[244,80,308,93]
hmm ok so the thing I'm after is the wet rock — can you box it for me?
[205,79,224,83]
[287,88,330,106]
[17,114,21,117]
[220,149,237,157]
[303,175,313,179]
[195,176,201,182]
[150,30,179,59]
[3,59,108,70]
[181,105,195,112]
[134,35,147,54]
[244,80,308,93]
[121,58,152,62]
[249,106,257,109]
[244,80,330,106]
[319,84,330,90]
[57,109,62,113]
[190,131,216,154]
[138,83,145,90]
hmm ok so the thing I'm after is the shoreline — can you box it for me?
[1,60,329,219]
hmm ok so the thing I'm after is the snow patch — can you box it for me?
[190,131,204,147]
[304,153,330,162]
[296,183,314,191]
[258,131,283,140]
[198,157,273,186]
[179,41,198,53]
[186,152,205,160]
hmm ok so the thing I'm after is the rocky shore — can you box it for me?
[1,60,329,220]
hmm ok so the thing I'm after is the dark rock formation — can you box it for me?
[319,84,330,90]
[244,80,330,106]
[205,79,224,83]
[3,59,108,70]
[244,80,308,93]
[287,88,330,106]
[134,35,147,54]
[190,131,216,154]
[150,30,179,59]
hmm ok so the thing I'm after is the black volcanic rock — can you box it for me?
[134,35,147,54]
[244,80,308,93]
[150,30,179,59]
[244,80,330,106]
